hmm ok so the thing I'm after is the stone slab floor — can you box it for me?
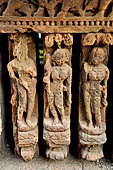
[0,151,113,170]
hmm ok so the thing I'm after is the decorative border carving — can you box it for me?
[0,17,113,33]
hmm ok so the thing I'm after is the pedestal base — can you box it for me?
[81,145,104,161]
[43,117,70,160]
[46,146,68,160]
[18,126,38,161]
[79,121,106,161]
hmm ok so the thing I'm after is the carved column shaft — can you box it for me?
[8,33,38,161]
[43,33,73,160]
[79,33,111,161]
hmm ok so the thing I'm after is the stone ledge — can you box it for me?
[0,16,113,33]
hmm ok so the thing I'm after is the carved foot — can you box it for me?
[53,118,59,125]
[46,147,68,160]
[21,146,35,161]
[61,117,66,125]
[87,121,93,128]
[95,12,104,18]
[26,119,35,128]
[34,7,44,17]
[47,8,55,17]
[108,12,113,18]
[81,145,104,161]
[57,12,66,18]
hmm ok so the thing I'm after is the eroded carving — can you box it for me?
[82,47,109,128]
[1,0,113,17]
[2,0,37,16]
[97,0,113,17]
[79,43,109,161]
[43,34,72,160]
[44,49,72,125]
[7,33,38,161]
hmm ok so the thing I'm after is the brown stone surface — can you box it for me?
[43,33,72,160]
[1,0,113,18]
[7,33,38,161]
[79,34,110,161]
[1,0,113,33]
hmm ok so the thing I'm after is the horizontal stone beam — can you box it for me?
[0,17,113,33]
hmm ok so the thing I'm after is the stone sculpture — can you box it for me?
[43,34,72,160]
[46,0,84,17]
[79,45,109,161]
[44,49,72,125]
[1,0,113,17]
[97,0,113,17]
[82,47,109,128]
[2,0,37,16]
[7,33,38,161]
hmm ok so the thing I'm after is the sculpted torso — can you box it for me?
[50,64,68,94]
[84,63,108,90]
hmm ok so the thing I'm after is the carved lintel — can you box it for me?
[43,33,72,160]
[7,33,38,161]
[79,33,110,161]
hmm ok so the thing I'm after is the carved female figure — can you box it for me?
[44,49,72,125]
[82,47,109,128]
[7,37,37,128]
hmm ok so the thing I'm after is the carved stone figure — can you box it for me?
[1,0,113,17]
[46,0,84,17]
[43,34,72,160]
[79,43,109,161]
[97,0,113,17]
[82,47,109,128]
[3,0,36,16]
[7,34,38,161]
[44,49,72,125]
[7,36,37,128]
[0,0,8,15]
[34,0,48,16]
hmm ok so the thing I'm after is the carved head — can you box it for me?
[13,34,32,61]
[13,41,28,62]
[52,49,70,66]
[89,47,106,66]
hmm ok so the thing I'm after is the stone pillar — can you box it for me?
[43,34,73,160]
[7,33,38,161]
[79,33,111,161]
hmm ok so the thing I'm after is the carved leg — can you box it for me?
[34,0,48,16]
[93,97,101,127]
[83,88,93,127]
[17,85,27,123]
[49,103,59,125]
[55,94,65,124]
[57,0,71,17]
[96,0,111,17]
[26,87,36,128]
[47,0,62,17]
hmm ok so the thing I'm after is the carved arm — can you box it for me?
[101,67,110,107]
[65,67,72,106]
